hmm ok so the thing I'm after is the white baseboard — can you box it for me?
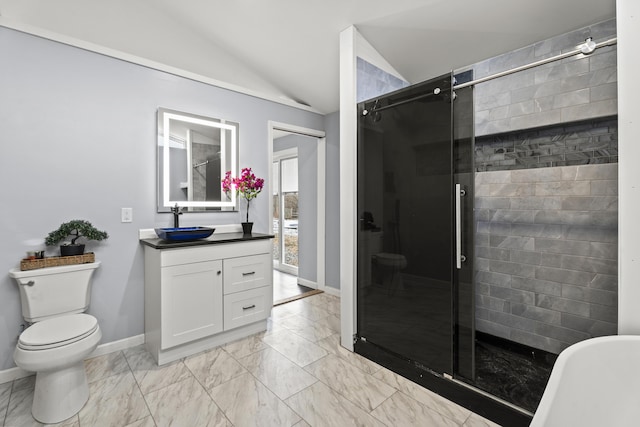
[323,286,341,297]
[0,334,145,385]
[89,334,145,358]
[0,366,31,385]
[297,277,317,289]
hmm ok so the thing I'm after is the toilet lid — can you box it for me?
[373,253,408,269]
[19,314,98,351]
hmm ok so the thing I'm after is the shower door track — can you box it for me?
[454,37,617,90]
[449,376,534,417]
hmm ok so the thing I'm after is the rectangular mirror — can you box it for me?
[157,108,239,212]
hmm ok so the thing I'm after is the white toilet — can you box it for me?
[9,262,102,424]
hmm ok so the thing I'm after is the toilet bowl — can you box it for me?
[14,314,102,423]
[9,262,101,424]
[373,252,407,294]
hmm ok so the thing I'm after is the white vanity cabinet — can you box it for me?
[142,235,272,365]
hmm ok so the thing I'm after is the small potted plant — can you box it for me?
[45,219,109,256]
[222,167,264,234]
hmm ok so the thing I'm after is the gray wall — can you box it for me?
[472,18,618,354]
[273,134,318,283]
[474,19,617,136]
[0,27,325,370]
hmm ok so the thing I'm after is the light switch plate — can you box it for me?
[121,207,133,223]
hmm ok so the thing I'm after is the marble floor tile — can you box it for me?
[79,371,150,427]
[222,333,269,359]
[1,381,12,423]
[3,378,34,427]
[3,376,80,427]
[373,367,472,424]
[209,373,301,427]
[261,329,328,367]
[463,413,503,427]
[316,334,382,375]
[274,313,314,328]
[279,298,331,319]
[144,376,230,427]
[238,348,317,400]
[123,345,192,394]
[184,347,247,391]
[371,391,459,427]
[285,381,386,427]
[278,298,309,313]
[124,416,157,427]
[269,304,299,322]
[314,314,340,334]
[85,351,130,383]
[294,304,332,322]
[264,317,288,336]
[304,354,395,412]
[0,293,509,427]
[10,376,34,393]
[277,314,334,342]
[305,293,340,308]
[323,299,341,316]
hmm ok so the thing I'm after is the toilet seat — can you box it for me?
[373,252,408,268]
[18,314,98,351]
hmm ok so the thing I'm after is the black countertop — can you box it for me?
[140,232,274,249]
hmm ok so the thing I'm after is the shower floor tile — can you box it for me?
[473,336,555,413]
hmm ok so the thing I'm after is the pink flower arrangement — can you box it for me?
[222,168,265,223]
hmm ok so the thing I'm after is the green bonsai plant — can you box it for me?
[45,219,108,257]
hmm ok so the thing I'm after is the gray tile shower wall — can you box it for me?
[474,164,618,354]
[473,19,617,137]
[356,57,410,103]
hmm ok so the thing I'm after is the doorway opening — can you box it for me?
[272,148,299,276]
[268,122,326,305]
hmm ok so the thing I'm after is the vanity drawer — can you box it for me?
[224,286,272,330]
[223,253,272,294]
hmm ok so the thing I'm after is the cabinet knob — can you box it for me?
[217,270,222,275]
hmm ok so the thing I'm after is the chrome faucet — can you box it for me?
[170,204,183,228]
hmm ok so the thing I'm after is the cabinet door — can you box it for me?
[223,253,272,294]
[161,260,223,349]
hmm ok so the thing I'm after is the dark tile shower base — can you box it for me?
[471,332,556,413]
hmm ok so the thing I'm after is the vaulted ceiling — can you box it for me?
[0,0,616,113]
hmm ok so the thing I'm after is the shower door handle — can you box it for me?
[455,184,466,269]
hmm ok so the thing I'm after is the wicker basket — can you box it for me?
[20,252,95,271]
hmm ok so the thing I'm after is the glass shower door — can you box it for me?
[356,73,459,375]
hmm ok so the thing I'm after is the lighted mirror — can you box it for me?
[157,108,239,212]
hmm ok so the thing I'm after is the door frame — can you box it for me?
[267,121,326,291]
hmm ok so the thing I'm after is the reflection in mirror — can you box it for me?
[157,108,239,212]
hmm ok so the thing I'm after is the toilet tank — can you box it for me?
[9,261,101,322]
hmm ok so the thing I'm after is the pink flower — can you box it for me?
[221,167,264,223]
